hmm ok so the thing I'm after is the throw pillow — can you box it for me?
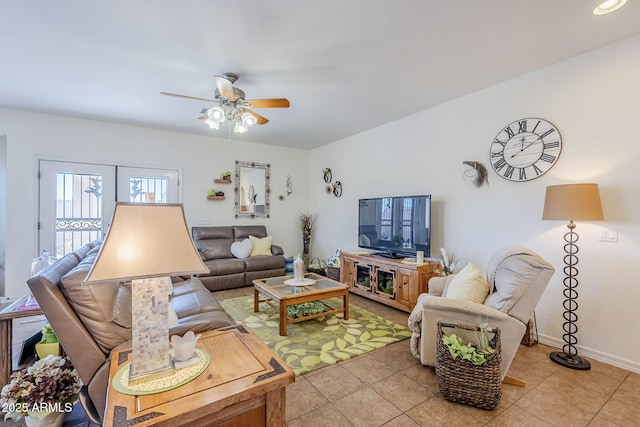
[444,262,491,304]
[249,235,273,256]
[230,238,253,259]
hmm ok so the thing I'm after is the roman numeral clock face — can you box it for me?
[490,118,562,181]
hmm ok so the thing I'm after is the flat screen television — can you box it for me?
[358,195,431,258]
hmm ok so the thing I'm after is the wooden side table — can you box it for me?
[104,325,294,427]
[0,294,43,386]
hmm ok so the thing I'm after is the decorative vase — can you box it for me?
[24,411,64,427]
[35,341,61,358]
[285,257,294,275]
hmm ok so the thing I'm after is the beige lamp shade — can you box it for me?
[542,183,604,221]
[84,203,209,284]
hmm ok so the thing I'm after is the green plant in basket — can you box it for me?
[286,302,325,318]
[442,323,495,366]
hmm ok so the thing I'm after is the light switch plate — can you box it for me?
[599,228,618,242]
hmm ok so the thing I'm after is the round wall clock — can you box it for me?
[489,118,562,181]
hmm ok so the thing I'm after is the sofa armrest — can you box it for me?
[271,244,284,256]
[420,294,509,321]
[428,275,455,296]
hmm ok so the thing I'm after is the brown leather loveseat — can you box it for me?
[192,225,286,291]
[27,239,233,425]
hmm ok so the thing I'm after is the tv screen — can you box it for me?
[358,195,431,258]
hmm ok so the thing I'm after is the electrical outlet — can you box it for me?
[598,228,618,242]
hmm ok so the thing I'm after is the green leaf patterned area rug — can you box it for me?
[218,296,411,376]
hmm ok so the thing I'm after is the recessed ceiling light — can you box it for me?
[593,0,627,15]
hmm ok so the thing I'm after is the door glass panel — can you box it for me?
[55,172,103,258]
[39,160,116,258]
[117,167,179,203]
[129,176,168,203]
[356,264,371,289]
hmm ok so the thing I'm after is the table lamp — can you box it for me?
[84,203,208,384]
[542,183,603,370]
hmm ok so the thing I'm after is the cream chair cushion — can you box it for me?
[443,263,491,304]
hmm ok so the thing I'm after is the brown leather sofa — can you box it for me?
[27,239,233,426]
[192,225,286,291]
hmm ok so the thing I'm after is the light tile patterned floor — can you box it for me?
[218,287,640,427]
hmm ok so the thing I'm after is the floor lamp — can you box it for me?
[542,183,603,370]
[84,203,209,384]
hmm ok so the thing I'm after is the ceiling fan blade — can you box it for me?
[161,92,215,103]
[246,98,290,108]
[214,75,235,100]
[245,109,269,125]
[198,114,207,120]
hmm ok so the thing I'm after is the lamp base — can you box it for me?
[128,355,174,386]
[550,351,591,370]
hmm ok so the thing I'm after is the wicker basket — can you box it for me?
[435,322,502,410]
[307,258,326,276]
[325,267,340,281]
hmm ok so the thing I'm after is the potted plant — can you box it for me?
[222,171,232,181]
[439,248,457,276]
[0,355,81,427]
[35,323,60,359]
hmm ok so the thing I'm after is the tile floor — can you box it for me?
[216,287,640,427]
[3,289,640,426]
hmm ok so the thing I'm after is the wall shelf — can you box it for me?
[213,179,232,184]
[207,196,225,200]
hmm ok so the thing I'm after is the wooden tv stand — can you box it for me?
[340,252,440,312]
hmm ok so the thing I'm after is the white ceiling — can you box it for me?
[1,1,639,150]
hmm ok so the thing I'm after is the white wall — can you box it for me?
[309,35,640,373]
[0,109,309,297]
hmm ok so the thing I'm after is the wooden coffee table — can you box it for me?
[253,273,349,336]
[103,326,294,427]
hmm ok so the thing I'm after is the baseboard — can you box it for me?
[537,333,640,374]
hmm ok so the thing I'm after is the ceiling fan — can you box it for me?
[161,72,290,133]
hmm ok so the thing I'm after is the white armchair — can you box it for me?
[408,246,554,383]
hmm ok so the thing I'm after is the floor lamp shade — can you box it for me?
[542,183,603,370]
[542,183,603,222]
[83,203,209,383]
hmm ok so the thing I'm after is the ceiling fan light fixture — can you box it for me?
[593,0,626,15]
[207,106,226,123]
[203,117,219,129]
[241,112,257,128]
[162,72,290,136]
[234,120,249,133]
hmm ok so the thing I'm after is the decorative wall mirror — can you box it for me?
[234,161,271,219]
